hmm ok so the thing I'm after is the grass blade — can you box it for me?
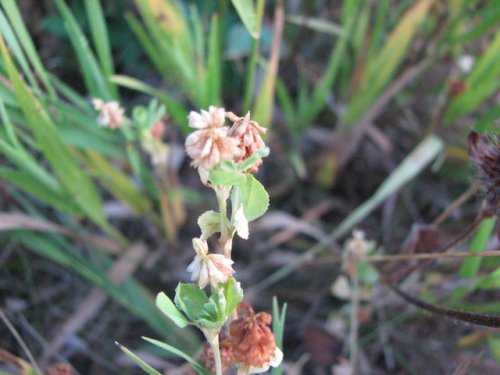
[110,74,189,133]
[143,337,211,375]
[231,0,259,38]
[459,218,496,278]
[85,0,117,98]
[53,0,111,99]
[344,0,433,126]
[1,0,56,98]
[116,344,162,375]
[0,35,108,229]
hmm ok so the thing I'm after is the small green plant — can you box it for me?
[119,106,284,375]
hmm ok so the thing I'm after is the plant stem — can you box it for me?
[216,187,232,256]
[349,269,360,374]
[209,334,223,375]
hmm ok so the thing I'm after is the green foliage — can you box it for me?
[198,210,222,239]
[117,343,163,375]
[239,174,270,222]
[156,292,189,328]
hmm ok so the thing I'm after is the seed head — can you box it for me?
[468,131,500,216]
[229,308,282,373]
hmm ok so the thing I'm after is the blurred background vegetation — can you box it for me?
[0,0,499,374]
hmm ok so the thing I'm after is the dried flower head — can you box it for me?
[187,238,235,289]
[188,106,226,129]
[468,131,500,216]
[185,123,241,183]
[227,112,267,173]
[92,98,125,129]
[229,308,282,373]
[200,333,233,373]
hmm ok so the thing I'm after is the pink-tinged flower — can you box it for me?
[185,126,241,183]
[187,238,235,289]
[227,112,267,173]
[188,106,226,129]
[92,98,125,129]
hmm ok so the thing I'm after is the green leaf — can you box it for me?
[53,0,111,99]
[156,292,189,328]
[197,210,221,239]
[238,147,270,171]
[240,174,269,221]
[231,0,259,38]
[1,0,56,98]
[0,36,108,228]
[85,0,115,87]
[202,298,220,321]
[0,168,82,214]
[143,337,212,375]
[174,283,210,322]
[209,162,247,186]
[116,343,162,375]
[111,74,189,133]
[271,297,287,375]
[357,262,379,285]
[222,278,243,318]
[460,218,496,278]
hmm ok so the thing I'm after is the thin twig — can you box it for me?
[0,309,42,374]
[392,286,500,328]
[432,183,481,226]
[363,250,500,263]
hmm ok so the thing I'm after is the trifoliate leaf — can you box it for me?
[197,210,221,239]
[174,283,209,322]
[240,174,269,221]
[156,292,189,328]
[233,205,249,239]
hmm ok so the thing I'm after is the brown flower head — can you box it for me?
[200,332,233,373]
[468,131,500,216]
[185,107,242,183]
[229,307,282,373]
[92,98,125,129]
[227,112,267,173]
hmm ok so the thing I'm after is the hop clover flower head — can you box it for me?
[229,306,283,373]
[187,238,235,289]
[92,98,125,129]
